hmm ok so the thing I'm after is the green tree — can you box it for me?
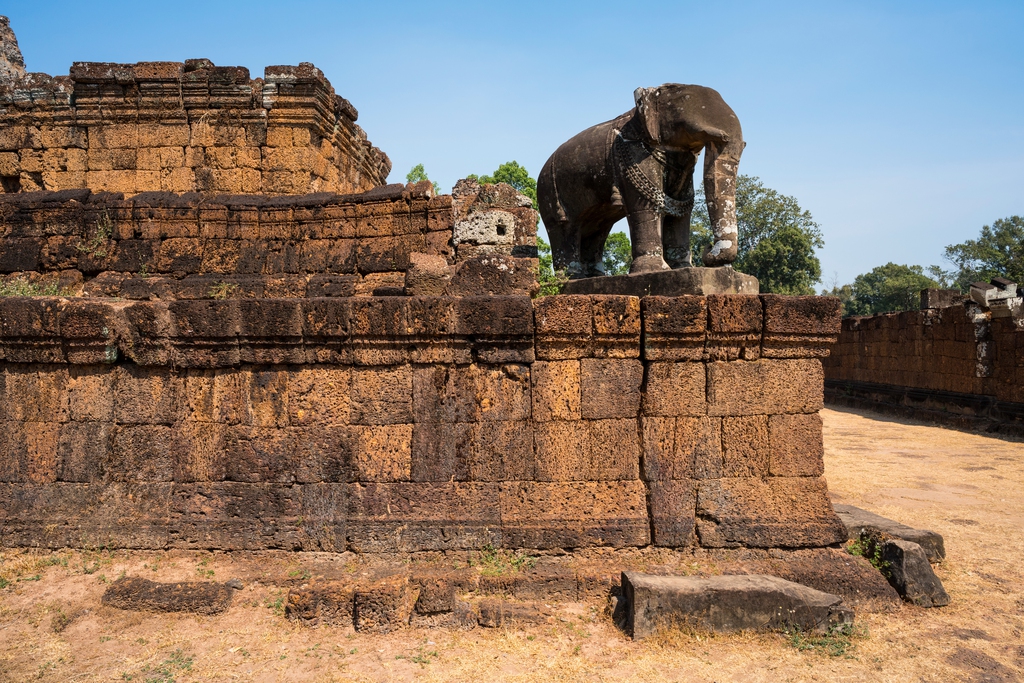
[601,231,633,275]
[469,161,538,210]
[405,163,440,195]
[828,263,939,316]
[691,175,824,294]
[941,216,1024,290]
[536,236,567,296]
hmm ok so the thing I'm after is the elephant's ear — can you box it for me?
[633,87,659,145]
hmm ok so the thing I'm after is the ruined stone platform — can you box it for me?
[561,266,759,297]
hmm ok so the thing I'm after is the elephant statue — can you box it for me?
[537,84,744,278]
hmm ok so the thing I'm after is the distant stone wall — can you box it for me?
[0,294,846,552]
[823,305,1024,432]
[0,60,390,196]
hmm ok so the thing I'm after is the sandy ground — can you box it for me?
[1,406,1022,682]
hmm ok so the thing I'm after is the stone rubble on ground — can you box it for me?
[875,537,951,608]
[833,503,946,563]
[620,572,853,640]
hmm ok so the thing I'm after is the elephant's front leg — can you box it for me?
[662,151,698,269]
[626,207,669,273]
[662,213,693,269]
[620,171,670,274]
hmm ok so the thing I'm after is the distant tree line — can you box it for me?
[824,216,1024,316]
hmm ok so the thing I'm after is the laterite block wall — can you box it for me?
[0,185,453,297]
[0,61,390,196]
[823,306,1024,428]
[0,294,847,552]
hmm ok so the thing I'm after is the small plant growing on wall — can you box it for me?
[77,210,114,259]
[208,281,238,299]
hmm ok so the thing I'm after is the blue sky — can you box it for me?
[6,1,1023,286]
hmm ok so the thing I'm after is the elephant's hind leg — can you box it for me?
[547,220,583,278]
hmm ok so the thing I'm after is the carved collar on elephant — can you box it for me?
[612,130,695,217]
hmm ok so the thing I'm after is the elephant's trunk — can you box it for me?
[701,139,742,267]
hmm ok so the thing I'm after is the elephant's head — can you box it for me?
[633,84,744,266]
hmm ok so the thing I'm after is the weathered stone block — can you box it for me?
[588,418,640,480]
[0,482,173,549]
[211,370,250,424]
[0,422,57,483]
[57,421,111,482]
[534,420,588,481]
[768,413,824,477]
[102,576,234,614]
[110,425,177,482]
[463,420,531,481]
[762,295,841,336]
[621,573,852,639]
[591,295,641,358]
[351,365,412,425]
[695,477,847,548]
[642,296,706,361]
[287,580,357,626]
[531,360,581,421]
[833,504,945,562]
[648,479,697,547]
[707,359,824,416]
[499,481,650,549]
[876,538,950,607]
[533,295,593,359]
[682,417,724,479]
[247,369,289,428]
[642,362,706,416]
[581,358,642,419]
[412,363,530,424]
[288,366,351,426]
[353,575,419,633]
[167,482,329,550]
[721,415,769,477]
[346,482,501,552]
[642,416,721,481]
[351,424,412,482]
[4,366,68,422]
[411,570,459,614]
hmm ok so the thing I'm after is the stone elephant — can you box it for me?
[537,84,744,277]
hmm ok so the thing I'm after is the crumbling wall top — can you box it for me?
[0,17,390,197]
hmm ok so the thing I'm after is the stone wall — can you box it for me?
[0,181,540,299]
[0,184,454,298]
[0,60,390,196]
[823,305,1024,431]
[0,294,846,552]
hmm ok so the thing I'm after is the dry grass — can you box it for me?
[1,406,1022,682]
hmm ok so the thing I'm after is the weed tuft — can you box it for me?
[847,536,890,575]
[470,544,537,576]
[0,278,73,297]
[77,211,113,259]
[208,281,238,299]
[786,622,867,658]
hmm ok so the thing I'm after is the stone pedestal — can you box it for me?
[561,267,759,297]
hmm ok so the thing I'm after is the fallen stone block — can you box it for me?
[877,538,950,607]
[285,580,358,626]
[411,570,458,614]
[477,599,552,628]
[620,572,853,640]
[353,574,419,633]
[101,577,233,615]
[411,599,479,629]
[834,503,945,562]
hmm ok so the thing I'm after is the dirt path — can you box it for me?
[1,406,1022,682]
